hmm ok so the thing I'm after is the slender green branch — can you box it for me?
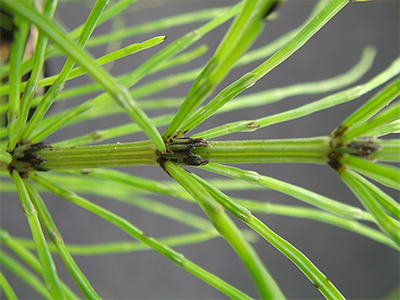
[3,0,166,152]
[16,0,58,145]
[0,251,52,299]
[371,139,400,162]
[0,270,18,300]
[164,161,286,300]
[236,200,399,250]
[0,149,12,164]
[6,10,30,151]
[0,228,79,299]
[25,181,102,300]
[21,0,109,142]
[179,0,350,136]
[195,57,400,139]
[31,173,255,300]
[201,162,371,220]
[14,230,220,256]
[163,0,281,140]
[332,79,400,143]
[191,174,346,300]
[342,155,400,190]
[338,169,400,246]
[10,171,66,299]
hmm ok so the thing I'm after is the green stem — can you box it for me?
[33,140,158,171]
[195,137,331,164]
[10,171,66,299]
[6,10,30,151]
[0,271,18,300]
[16,137,330,172]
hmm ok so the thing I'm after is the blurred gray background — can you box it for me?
[1,1,399,299]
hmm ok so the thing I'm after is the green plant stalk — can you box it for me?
[10,171,66,299]
[21,0,109,142]
[164,162,286,300]
[6,11,30,152]
[16,0,58,144]
[1,36,166,100]
[344,174,399,221]
[17,137,330,172]
[71,0,138,40]
[5,1,244,151]
[163,0,279,140]
[338,169,400,246]
[180,0,350,135]
[22,51,368,139]
[12,169,395,248]
[120,2,243,89]
[342,155,400,190]
[0,149,12,164]
[220,46,376,113]
[194,137,331,164]
[2,170,395,249]
[237,200,399,250]
[192,175,346,300]
[64,168,191,201]
[334,79,400,140]
[28,140,158,171]
[371,139,400,162]
[201,163,371,220]
[52,114,174,148]
[234,0,330,68]
[0,0,139,80]
[195,57,400,140]
[31,173,255,300]
[86,6,235,48]
[25,181,102,300]
[0,0,330,110]
[363,120,400,139]
[22,46,374,141]
[0,270,18,300]
[0,228,79,299]
[13,230,220,256]
[343,101,400,142]
[3,0,166,152]
[0,251,51,299]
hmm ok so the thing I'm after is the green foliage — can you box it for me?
[0,0,398,299]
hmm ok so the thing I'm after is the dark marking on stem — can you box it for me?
[142,232,151,238]
[50,231,64,243]
[328,152,344,172]
[81,169,93,175]
[347,139,381,157]
[89,131,105,142]
[326,277,331,283]
[262,1,281,20]
[331,125,348,147]
[157,157,172,177]
[246,121,260,129]
[9,142,52,173]
[157,137,209,175]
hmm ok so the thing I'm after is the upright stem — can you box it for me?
[194,137,331,164]
[9,137,332,172]
[16,140,158,171]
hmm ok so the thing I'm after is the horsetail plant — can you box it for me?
[0,0,399,299]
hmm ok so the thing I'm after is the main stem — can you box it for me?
[194,137,331,164]
[7,137,332,172]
